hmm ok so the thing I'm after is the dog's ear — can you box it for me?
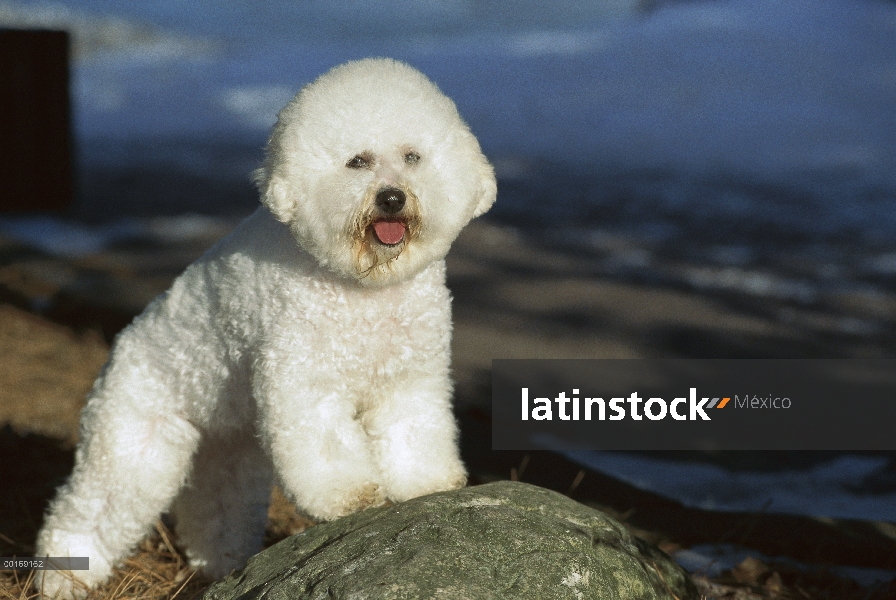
[253,168,296,223]
[473,156,498,218]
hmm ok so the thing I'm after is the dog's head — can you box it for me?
[253,58,497,286]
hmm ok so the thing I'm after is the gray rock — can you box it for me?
[203,481,699,600]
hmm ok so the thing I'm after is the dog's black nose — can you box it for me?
[375,188,406,214]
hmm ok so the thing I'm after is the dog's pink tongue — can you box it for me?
[373,220,405,245]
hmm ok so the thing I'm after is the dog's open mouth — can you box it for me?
[371,219,406,245]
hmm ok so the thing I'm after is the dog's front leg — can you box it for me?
[365,375,467,503]
[256,379,386,521]
[36,399,201,598]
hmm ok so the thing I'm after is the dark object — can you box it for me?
[0,29,73,212]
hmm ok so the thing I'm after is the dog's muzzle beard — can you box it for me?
[349,186,422,279]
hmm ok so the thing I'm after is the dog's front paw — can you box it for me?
[343,482,387,514]
[386,460,468,503]
[303,482,387,521]
[446,471,468,491]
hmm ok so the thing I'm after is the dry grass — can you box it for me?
[0,304,107,444]
[0,525,212,600]
[1,489,316,600]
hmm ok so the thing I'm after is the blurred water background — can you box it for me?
[2,0,895,297]
[1,0,895,541]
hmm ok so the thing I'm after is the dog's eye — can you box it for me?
[346,154,371,169]
[404,151,420,165]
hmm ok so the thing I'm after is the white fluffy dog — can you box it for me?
[36,58,496,597]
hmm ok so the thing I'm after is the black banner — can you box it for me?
[492,359,896,450]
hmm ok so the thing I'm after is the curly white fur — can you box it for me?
[36,58,496,598]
